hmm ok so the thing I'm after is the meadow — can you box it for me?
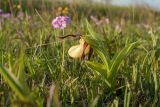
[0,0,160,107]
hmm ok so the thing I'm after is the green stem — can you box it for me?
[61,30,65,73]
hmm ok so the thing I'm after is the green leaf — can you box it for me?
[109,41,141,79]
[84,35,99,48]
[0,65,33,102]
[86,19,98,40]
[86,61,108,79]
[85,19,104,41]
[94,48,111,74]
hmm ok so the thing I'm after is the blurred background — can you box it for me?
[95,0,160,11]
[0,0,160,30]
[1,0,160,12]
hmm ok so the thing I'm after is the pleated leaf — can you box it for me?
[109,41,141,79]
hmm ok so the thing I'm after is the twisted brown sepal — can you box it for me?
[81,42,89,60]
[58,34,82,39]
[88,48,93,60]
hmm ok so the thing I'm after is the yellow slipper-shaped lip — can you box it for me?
[68,44,83,58]
[68,38,90,59]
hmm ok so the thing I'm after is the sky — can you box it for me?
[95,0,160,11]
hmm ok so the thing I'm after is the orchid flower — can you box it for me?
[68,38,92,59]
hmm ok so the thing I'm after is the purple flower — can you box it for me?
[17,11,24,18]
[0,13,11,18]
[26,15,31,20]
[0,19,3,23]
[0,9,3,14]
[52,16,71,29]
[0,9,11,18]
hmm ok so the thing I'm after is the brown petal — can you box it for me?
[88,48,93,60]
[81,42,89,60]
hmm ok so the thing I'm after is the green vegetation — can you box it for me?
[0,0,160,106]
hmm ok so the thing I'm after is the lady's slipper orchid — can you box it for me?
[68,38,92,59]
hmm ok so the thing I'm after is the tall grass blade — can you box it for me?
[89,96,99,107]
[0,65,32,102]
[124,87,131,107]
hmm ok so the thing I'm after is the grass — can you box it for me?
[0,0,160,106]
